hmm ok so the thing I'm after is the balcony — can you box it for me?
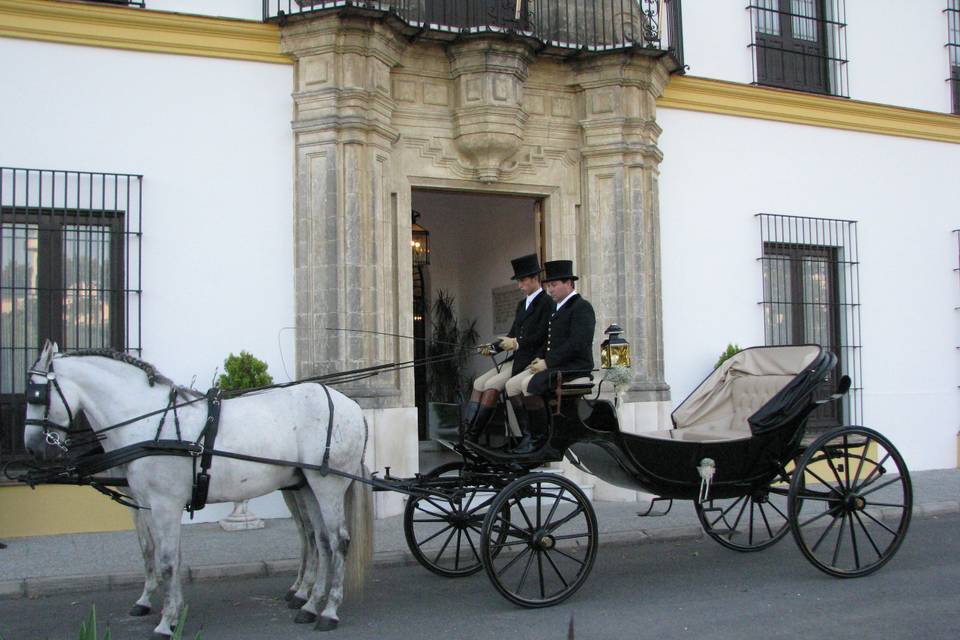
[263,0,683,65]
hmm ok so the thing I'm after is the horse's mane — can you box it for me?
[60,349,205,399]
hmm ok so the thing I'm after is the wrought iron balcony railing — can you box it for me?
[263,0,683,65]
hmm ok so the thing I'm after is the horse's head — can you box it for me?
[23,340,80,462]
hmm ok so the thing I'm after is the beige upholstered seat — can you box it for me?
[642,345,820,443]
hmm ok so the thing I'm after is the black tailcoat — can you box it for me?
[527,293,596,395]
[505,289,552,373]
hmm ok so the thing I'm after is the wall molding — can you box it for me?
[0,0,291,64]
[658,76,960,145]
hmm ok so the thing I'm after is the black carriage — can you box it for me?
[394,344,912,607]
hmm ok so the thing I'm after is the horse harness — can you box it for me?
[21,363,353,515]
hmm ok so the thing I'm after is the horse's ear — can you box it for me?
[37,340,57,369]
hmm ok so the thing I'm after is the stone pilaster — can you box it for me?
[575,54,674,403]
[282,15,409,409]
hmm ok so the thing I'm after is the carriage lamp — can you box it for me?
[411,211,430,266]
[600,324,631,369]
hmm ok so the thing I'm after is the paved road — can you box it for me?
[2,514,957,640]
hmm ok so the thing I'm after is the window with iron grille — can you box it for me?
[748,1,848,97]
[0,168,142,464]
[758,213,861,430]
[948,0,960,114]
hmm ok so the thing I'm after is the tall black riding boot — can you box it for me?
[507,395,532,451]
[462,389,481,427]
[464,389,498,441]
[512,396,550,455]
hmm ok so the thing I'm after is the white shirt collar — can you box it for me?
[525,288,542,310]
[555,290,577,311]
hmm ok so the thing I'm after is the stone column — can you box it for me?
[574,54,674,408]
[281,15,417,516]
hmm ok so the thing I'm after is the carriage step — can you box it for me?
[637,497,673,517]
[698,506,736,535]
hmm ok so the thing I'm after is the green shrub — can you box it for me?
[218,351,273,391]
[714,343,742,370]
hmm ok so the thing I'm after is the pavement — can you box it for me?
[0,467,956,601]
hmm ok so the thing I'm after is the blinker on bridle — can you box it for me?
[24,363,77,452]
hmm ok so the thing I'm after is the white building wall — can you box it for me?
[0,37,296,522]
[146,0,263,21]
[658,106,959,471]
[680,0,953,113]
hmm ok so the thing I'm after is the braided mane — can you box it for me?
[61,349,204,399]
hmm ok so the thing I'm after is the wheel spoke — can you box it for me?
[794,489,840,503]
[747,499,756,545]
[857,507,900,537]
[464,494,497,516]
[454,528,463,570]
[726,493,750,541]
[808,510,841,552]
[766,499,788,522]
[864,500,905,509]
[858,476,902,498]
[802,465,844,495]
[462,526,481,564]
[516,545,537,594]
[853,511,883,559]
[549,545,587,567]
[543,488,566,530]
[831,512,847,566]
[496,544,533,578]
[422,497,454,514]
[432,527,459,565]
[848,511,861,569]
[417,523,454,547]
[551,532,590,541]
[512,496,537,532]
[412,517,452,524]
[851,451,891,492]
[536,482,542,530]
[851,436,870,489]
[537,551,546,599]
[545,505,585,534]
[542,549,569,588]
[415,502,452,517]
[757,502,775,539]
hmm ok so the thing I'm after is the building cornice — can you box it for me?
[658,76,960,145]
[0,0,291,64]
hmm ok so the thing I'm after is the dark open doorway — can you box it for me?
[411,189,543,441]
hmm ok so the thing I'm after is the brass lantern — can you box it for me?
[411,211,430,266]
[600,324,631,369]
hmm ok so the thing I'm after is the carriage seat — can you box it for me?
[646,345,820,443]
[642,375,794,442]
[559,377,595,396]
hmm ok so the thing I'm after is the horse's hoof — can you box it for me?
[129,604,151,617]
[294,610,317,624]
[284,589,296,602]
[315,617,339,632]
[287,595,307,610]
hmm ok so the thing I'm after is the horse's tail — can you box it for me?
[344,462,374,597]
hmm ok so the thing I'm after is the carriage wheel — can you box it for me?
[480,473,598,608]
[789,426,912,578]
[695,480,792,552]
[403,461,507,578]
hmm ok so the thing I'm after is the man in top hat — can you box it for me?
[463,253,552,442]
[505,259,596,454]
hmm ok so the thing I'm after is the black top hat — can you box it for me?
[510,253,541,280]
[541,259,578,282]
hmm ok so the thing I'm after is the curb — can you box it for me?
[1,500,956,601]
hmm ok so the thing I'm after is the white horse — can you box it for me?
[23,342,373,637]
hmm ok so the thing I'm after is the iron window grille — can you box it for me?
[758,213,861,430]
[948,0,960,114]
[748,1,848,97]
[263,0,684,66]
[0,167,142,464]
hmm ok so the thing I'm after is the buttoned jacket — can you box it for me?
[504,289,551,373]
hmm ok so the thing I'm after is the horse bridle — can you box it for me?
[24,361,78,452]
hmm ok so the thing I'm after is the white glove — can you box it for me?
[526,357,546,373]
[498,336,519,352]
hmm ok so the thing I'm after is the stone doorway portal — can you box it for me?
[411,189,542,440]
